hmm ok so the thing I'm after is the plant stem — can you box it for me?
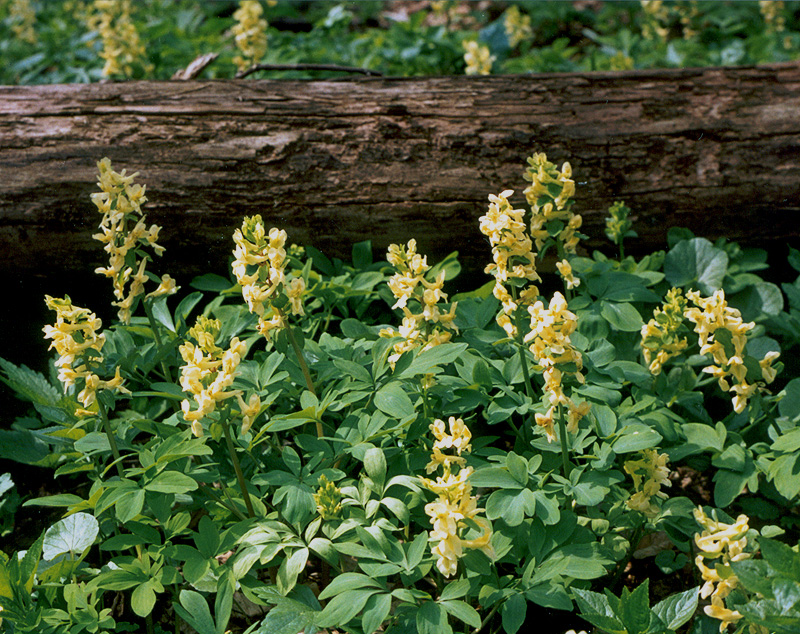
[511,287,535,447]
[610,520,646,592]
[199,482,247,521]
[221,412,256,518]
[473,600,501,634]
[97,398,124,477]
[283,316,323,438]
[143,298,174,383]
[556,404,572,481]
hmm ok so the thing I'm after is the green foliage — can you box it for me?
[1,148,800,634]
[1,1,800,84]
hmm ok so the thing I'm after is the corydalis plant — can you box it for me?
[232,214,305,341]
[379,239,458,368]
[92,157,178,324]
[420,417,494,577]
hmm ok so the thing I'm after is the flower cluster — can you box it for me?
[8,0,37,44]
[523,153,583,292]
[524,292,589,442]
[462,40,494,75]
[605,200,635,247]
[379,240,458,368]
[641,287,689,375]
[503,5,532,48]
[694,508,752,632]
[624,449,671,517]
[43,295,128,416]
[420,417,493,577]
[479,190,540,337]
[179,316,257,436]
[314,474,343,521]
[232,0,268,72]
[760,0,785,33]
[232,215,305,341]
[87,0,149,77]
[523,153,581,254]
[684,290,779,413]
[640,0,670,41]
[92,158,178,324]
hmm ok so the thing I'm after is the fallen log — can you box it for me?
[1,64,799,365]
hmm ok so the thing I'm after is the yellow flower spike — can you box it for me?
[462,40,494,75]
[380,241,458,369]
[86,0,149,77]
[9,0,37,44]
[232,0,268,71]
[684,289,777,413]
[420,417,492,577]
[503,5,532,48]
[236,393,261,434]
[314,475,343,521]
[624,449,671,518]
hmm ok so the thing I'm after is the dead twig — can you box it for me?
[235,63,383,78]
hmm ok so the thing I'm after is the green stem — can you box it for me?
[97,398,124,478]
[610,520,646,592]
[199,482,247,521]
[146,612,154,634]
[473,600,501,634]
[221,412,255,518]
[556,404,571,481]
[283,314,322,438]
[143,298,174,384]
[619,240,626,261]
[511,287,535,447]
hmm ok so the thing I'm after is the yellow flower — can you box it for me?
[624,449,671,517]
[236,392,261,434]
[232,0,268,71]
[43,295,128,415]
[86,0,149,77]
[641,287,688,375]
[463,40,494,75]
[556,259,580,290]
[92,158,170,324]
[684,290,777,413]
[420,418,492,577]
[478,190,540,337]
[380,241,458,368]
[179,317,247,435]
[503,5,532,48]
[314,474,342,520]
[9,0,37,44]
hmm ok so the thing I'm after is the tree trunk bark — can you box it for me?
[1,65,799,363]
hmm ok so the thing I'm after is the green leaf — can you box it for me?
[612,427,662,453]
[278,547,309,595]
[572,587,616,618]
[713,468,750,507]
[361,593,391,634]
[0,429,51,465]
[501,593,527,634]
[131,581,157,617]
[319,589,381,629]
[116,488,145,523]
[373,383,415,419]
[145,470,199,494]
[150,296,176,333]
[664,238,728,294]
[352,240,373,270]
[252,594,320,634]
[42,512,99,560]
[396,343,469,378]
[318,573,382,601]
[683,422,725,453]
[0,357,60,406]
[470,467,525,489]
[175,590,217,634]
[619,580,651,634]
[23,493,83,508]
[190,273,233,292]
[779,379,800,421]
[363,447,387,488]
[416,601,452,634]
[773,428,800,453]
[600,301,644,332]
[441,600,481,629]
[440,579,470,602]
[505,452,528,486]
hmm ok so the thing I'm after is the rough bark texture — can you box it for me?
[1,65,799,363]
